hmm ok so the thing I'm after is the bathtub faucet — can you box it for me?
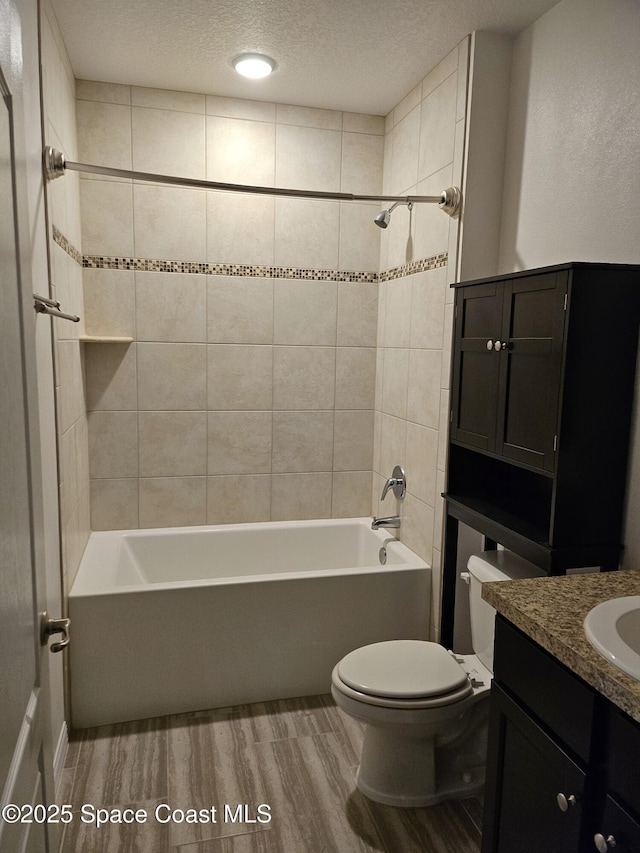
[371,516,401,530]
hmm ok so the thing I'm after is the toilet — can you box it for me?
[331,549,543,807]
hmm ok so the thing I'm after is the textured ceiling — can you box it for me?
[50,0,560,115]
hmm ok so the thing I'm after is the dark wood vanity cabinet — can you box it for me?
[442,263,640,647]
[483,617,640,853]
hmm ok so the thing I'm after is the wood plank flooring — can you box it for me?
[59,695,482,852]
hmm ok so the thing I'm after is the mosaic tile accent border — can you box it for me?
[52,225,82,266]
[379,252,448,281]
[52,225,448,283]
[82,256,379,282]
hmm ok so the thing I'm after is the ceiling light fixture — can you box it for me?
[232,53,275,79]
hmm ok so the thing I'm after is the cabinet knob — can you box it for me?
[486,339,494,351]
[495,340,511,351]
[556,792,577,812]
[594,834,617,851]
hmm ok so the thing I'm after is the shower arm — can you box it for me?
[43,147,462,216]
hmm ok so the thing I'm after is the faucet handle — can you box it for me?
[380,465,407,501]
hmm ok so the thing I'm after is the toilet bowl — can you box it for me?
[331,549,543,807]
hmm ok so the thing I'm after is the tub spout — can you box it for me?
[371,516,401,530]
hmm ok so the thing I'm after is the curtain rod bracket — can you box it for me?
[44,146,66,180]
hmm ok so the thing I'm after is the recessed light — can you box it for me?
[232,53,276,79]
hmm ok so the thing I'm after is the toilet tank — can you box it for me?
[467,550,544,673]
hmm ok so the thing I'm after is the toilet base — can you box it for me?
[354,704,488,808]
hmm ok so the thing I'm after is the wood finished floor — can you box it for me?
[59,694,482,852]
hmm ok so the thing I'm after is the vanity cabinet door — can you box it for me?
[594,796,640,852]
[482,683,584,853]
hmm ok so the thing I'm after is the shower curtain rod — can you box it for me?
[43,147,462,216]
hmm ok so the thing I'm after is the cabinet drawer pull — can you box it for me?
[594,834,617,851]
[486,339,494,351]
[556,792,577,812]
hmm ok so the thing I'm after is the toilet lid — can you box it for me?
[337,640,469,699]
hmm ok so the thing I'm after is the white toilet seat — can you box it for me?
[332,640,475,709]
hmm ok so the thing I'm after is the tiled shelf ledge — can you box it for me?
[79,335,133,344]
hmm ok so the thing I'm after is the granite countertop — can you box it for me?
[482,570,640,723]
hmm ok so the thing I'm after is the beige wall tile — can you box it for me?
[379,413,407,482]
[272,411,334,473]
[333,411,374,472]
[276,125,342,192]
[132,107,206,179]
[335,347,376,409]
[274,198,340,269]
[342,113,385,135]
[206,191,275,266]
[421,47,458,101]
[206,474,272,523]
[391,107,420,194]
[274,280,337,345]
[407,349,442,429]
[90,478,139,530]
[206,116,275,186]
[133,185,206,261]
[383,276,413,347]
[206,95,275,122]
[405,421,438,506]
[56,340,85,433]
[418,73,457,181]
[88,410,138,478]
[341,133,384,195]
[137,343,206,410]
[331,471,373,518]
[409,267,447,349]
[76,79,131,105]
[85,342,136,411]
[401,493,434,564]
[76,100,132,175]
[138,411,207,476]
[273,347,335,410]
[336,282,378,347]
[207,276,273,344]
[135,272,206,342]
[83,269,135,337]
[207,411,272,475]
[381,348,409,418]
[271,473,332,520]
[131,86,205,113]
[276,104,342,130]
[413,166,453,262]
[139,477,207,528]
[207,344,273,410]
[338,203,381,272]
[80,180,134,256]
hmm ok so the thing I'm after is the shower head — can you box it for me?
[374,209,391,228]
[373,200,412,228]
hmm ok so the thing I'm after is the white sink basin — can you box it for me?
[584,596,640,680]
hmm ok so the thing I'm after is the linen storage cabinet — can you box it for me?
[441,263,640,646]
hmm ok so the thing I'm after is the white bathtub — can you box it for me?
[69,517,431,728]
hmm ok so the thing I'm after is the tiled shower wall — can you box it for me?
[75,83,385,529]
[69,39,469,608]
[40,0,89,594]
[374,40,469,640]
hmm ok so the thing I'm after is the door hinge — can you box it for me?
[563,293,568,311]
[553,435,558,452]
